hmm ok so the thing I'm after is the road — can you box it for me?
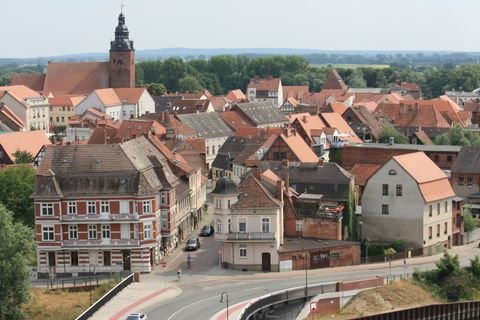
[141,238,480,320]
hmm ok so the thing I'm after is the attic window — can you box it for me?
[388,169,397,175]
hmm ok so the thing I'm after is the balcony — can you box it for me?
[223,232,276,241]
[62,239,140,249]
[60,213,140,222]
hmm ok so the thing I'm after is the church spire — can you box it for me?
[110,8,134,51]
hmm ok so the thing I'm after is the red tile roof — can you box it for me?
[247,77,281,92]
[42,61,110,96]
[0,85,43,102]
[375,101,452,128]
[351,164,381,186]
[282,86,310,100]
[328,101,348,115]
[321,70,348,91]
[277,132,319,162]
[95,88,122,107]
[219,110,254,130]
[10,73,45,92]
[232,173,282,209]
[114,88,146,104]
[0,103,25,130]
[49,95,86,106]
[320,112,362,143]
[225,89,247,102]
[413,131,434,145]
[0,131,50,162]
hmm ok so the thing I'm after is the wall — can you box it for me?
[76,93,105,115]
[279,244,360,270]
[451,172,480,198]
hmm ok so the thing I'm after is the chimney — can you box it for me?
[276,179,284,203]
[303,115,308,123]
[282,172,290,196]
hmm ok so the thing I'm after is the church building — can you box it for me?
[11,11,136,97]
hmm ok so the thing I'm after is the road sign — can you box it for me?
[310,302,317,312]
[160,261,167,268]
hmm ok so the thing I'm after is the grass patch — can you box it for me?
[25,278,120,320]
[310,63,390,69]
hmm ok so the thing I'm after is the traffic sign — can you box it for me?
[310,302,317,312]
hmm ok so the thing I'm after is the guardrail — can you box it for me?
[238,282,337,320]
[75,273,135,320]
[38,273,122,290]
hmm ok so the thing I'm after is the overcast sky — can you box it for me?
[2,0,479,58]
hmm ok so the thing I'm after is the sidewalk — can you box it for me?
[90,233,480,320]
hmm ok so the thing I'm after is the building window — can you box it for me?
[429,205,433,217]
[445,201,448,213]
[239,218,247,232]
[228,200,231,208]
[206,146,209,155]
[69,225,78,240]
[468,177,473,186]
[68,202,76,215]
[160,193,167,205]
[88,225,97,240]
[396,184,403,196]
[212,146,216,155]
[71,251,79,266]
[239,244,247,258]
[216,219,222,233]
[436,224,440,237]
[261,218,270,233]
[228,218,231,232]
[161,212,168,229]
[102,225,111,239]
[103,251,111,266]
[133,200,138,214]
[330,252,340,260]
[296,220,304,232]
[41,203,54,216]
[382,184,388,196]
[434,155,439,162]
[100,201,109,214]
[143,200,151,214]
[388,169,396,175]
[447,155,452,162]
[459,176,464,185]
[87,201,96,214]
[444,222,448,235]
[428,226,432,239]
[42,226,54,241]
[144,222,152,239]
[437,203,440,215]
[273,152,286,160]
[381,204,389,215]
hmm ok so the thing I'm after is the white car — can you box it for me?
[126,313,147,320]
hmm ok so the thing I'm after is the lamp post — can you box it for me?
[220,292,229,320]
[365,238,370,265]
[301,248,308,298]
[88,264,95,305]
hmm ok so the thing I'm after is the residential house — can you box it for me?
[225,89,247,103]
[282,85,309,101]
[0,102,25,132]
[65,108,119,143]
[342,143,461,171]
[321,70,348,91]
[262,127,319,163]
[219,110,254,131]
[342,105,385,142]
[0,85,50,132]
[176,112,233,169]
[213,174,283,271]
[450,146,480,199]
[209,96,230,112]
[49,95,85,129]
[33,136,195,277]
[279,97,300,114]
[388,81,422,100]
[361,152,455,255]
[445,90,480,107]
[319,112,363,145]
[0,131,51,165]
[211,136,253,180]
[171,99,214,114]
[246,77,283,108]
[230,102,288,128]
[114,88,155,118]
[87,119,166,144]
[463,102,480,126]
[289,114,328,157]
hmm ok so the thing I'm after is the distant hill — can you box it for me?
[1,48,480,66]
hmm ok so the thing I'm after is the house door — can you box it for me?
[262,252,271,272]
[121,224,130,240]
[48,252,56,267]
[89,251,98,266]
[122,250,131,271]
[120,200,130,214]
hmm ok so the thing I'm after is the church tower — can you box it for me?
[109,10,135,88]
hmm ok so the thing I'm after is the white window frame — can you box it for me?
[160,193,167,205]
[42,225,55,241]
[261,218,270,233]
[69,225,78,240]
[87,201,96,215]
[102,225,111,239]
[88,225,97,240]
[41,203,54,216]
[144,222,152,239]
[216,219,222,233]
[143,200,151,214]
[100,201,110,214]
[161,212,168,229]
[296,220,304,232]
[239,218,247,233]
[68,201,76,215]
[239,244,247,258]
[133,200,138,214]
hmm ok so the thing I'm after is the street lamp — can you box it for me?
[88,264,96,305]
[219,292,229,320]
[365,238,370,265]
[301,249,308,298]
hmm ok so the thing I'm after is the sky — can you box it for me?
[2,0,480,58]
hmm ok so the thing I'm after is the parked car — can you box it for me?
[126,312,147,320]
[200,224,214,236]
[185,238,200,251]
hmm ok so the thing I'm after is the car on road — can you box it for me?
[185,237,200,251]
[200,224,214,236]
[125,312,147,320]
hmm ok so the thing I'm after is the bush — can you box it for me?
[442,273,473,301]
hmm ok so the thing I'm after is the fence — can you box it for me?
[38,272,123,290]
[75,272,135,320]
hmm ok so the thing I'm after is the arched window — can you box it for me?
[388,169,397,175]
[216,219,222,233]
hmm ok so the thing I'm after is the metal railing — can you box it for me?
[75,273,135,320]
[225,232,276,241]
[36,272,124,290]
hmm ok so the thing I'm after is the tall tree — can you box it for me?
[178,75,202,93]
[12,150,34,164]
[0,204,35,320]
[378,126,409,144]
[145,83,167,96]
[0,165,36,226]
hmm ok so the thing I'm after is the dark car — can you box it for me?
[185,238,200,251]
[200,224,214,236]
[126,312,147,320]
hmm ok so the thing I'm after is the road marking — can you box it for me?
[166,295,217,320]
[244,287,263,291]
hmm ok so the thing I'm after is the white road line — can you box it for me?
[166,295,218,320]
[244,287,263,291]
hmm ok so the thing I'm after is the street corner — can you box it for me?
[210,300,252,320]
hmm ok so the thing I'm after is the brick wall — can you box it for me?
[315,297,340,315]
[337,276,383,292]
[279,244,360,270]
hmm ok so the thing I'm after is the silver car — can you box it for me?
[126,313,147,320]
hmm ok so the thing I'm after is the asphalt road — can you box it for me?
[142,236,480,320]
